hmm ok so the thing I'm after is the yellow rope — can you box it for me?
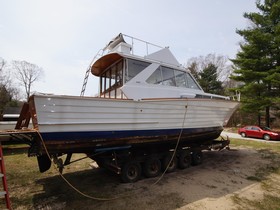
[152,106,188,185]
[36,131,124,201]
[33,105,188,200]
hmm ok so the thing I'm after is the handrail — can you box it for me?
[80,49,104,96]
[122,33,164,56]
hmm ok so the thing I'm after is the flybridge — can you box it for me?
[80,33,169,96]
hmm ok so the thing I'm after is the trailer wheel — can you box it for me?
[191,150,203,166]
[162,154,178,173]
[143,156,161,178]
[121,161,142,183]
[178,151,191,169]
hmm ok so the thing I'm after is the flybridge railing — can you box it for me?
[103,33,165,56]
[121,33,164,57]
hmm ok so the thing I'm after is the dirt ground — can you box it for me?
[9,144,280,210]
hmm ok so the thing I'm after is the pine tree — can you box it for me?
[231,0,280,127]
[198,64,224,95]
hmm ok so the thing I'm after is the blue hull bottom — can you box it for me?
[36,126,223,154]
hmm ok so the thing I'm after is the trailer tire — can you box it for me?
[143,156,161,178]
[162,154,178,173]
[191,150,203,166]
[121,161,142,183]
[178,151,191,169]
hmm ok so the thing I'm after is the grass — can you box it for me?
[232,194,280,210]
[1,150,97,209]
[229,138,280,209]
[3,138,280,209]
[230,138,280,152]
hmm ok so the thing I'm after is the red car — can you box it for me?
[238,126,280,140]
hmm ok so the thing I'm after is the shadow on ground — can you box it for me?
[29,147,276,210]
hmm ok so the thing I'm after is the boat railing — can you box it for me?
[103,33,165,56]
[80,48,104,96]
[121,33,164,57]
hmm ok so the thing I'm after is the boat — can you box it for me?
[2,33,239,173]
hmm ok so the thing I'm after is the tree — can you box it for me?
[0,58,10,114]
[187,54,232,83]
[198,64,224,95]
[187,62,200,81]
[186,54,231,94]
[0,58,20,115]
[0,58,7,85]
[12,60,44,101]
[231,0,280,127]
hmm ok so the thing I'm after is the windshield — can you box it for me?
[126,59,150,82]
[146,66,201,90]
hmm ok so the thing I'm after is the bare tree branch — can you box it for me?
[12,60,44,101]
[0,58,22,113]
[0,57,6,71]
[186,53,233,82]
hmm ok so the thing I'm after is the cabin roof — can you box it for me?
[91,53,123,76]
[145,48,180,67]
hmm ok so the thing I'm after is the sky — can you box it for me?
[0,0,258,97]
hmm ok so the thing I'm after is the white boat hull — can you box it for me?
[28,94,238,153]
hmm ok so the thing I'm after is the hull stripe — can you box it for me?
[41,126,223,142]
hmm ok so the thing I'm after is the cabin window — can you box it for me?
[146,66,201,90]
[115,62,123,87]
[110,65,117,87]
[126,59,150,82]
[186,73,200,90]
[146,67,162,84]
[100,59,124,98]
[161,67,176,86]
[174,70,187,87]
[105,70,111,90]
